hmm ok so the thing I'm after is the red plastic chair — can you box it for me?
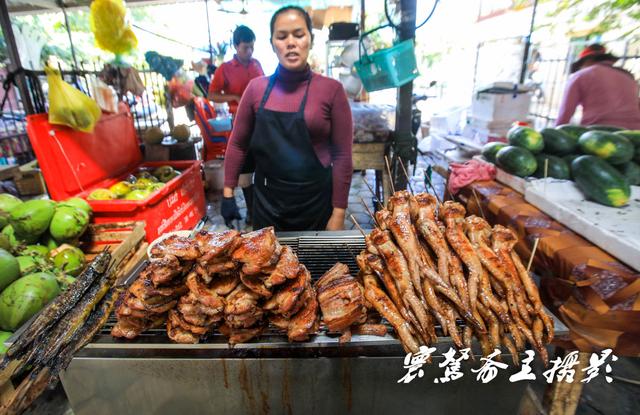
[193,97,230,161]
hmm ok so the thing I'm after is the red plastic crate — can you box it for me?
[26,111,206,242]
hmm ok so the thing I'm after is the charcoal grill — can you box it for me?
[60,231,569,415]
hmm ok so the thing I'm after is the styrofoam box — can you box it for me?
[472,91,532,122]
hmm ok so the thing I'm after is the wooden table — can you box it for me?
[352,142,392,205]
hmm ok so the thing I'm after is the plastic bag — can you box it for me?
[46,66,102,133]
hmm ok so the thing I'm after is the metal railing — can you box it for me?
[0,68,35,165]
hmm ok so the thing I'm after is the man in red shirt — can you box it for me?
[208,25,264,115]
[208,25,264,227]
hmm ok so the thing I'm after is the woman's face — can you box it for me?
[271,10,312,71]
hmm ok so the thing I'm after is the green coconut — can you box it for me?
[0,248,20,292]
[0,194,22,215]
[58,197,92,215]
[8,199,55,240]
[49,206,89,242]
[0,234,10,251]
[39,232,59,251]
[16,255,39,275]
[0,271,60,331]
[0,330,12,354]
[52,246,85,277]
[20,244,49,257]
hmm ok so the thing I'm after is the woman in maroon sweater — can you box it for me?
[221,6,353,231]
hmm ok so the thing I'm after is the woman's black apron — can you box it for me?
[249,73,333,231]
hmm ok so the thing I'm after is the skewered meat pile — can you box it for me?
[358,190,554,363]
[112,227,320,344]
[112,235,194,339]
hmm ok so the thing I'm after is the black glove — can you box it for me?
[221,196,242,228]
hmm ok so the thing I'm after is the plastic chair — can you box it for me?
[193,97,230,161]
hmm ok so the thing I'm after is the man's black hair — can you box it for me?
[233,25,256,46]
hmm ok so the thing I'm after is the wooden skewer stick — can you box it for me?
[360,176,384,210]
[423,170,443,204]
[350,214,367,238]
[472,188,486,220]
[526,237,540,272]
[384,155,396,194]
[360,196,379,228]
[397,157,415,194]
[543,158,549,196]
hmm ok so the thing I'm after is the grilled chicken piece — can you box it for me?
[352,324,388,337]
[263,245,300,288]
[369,229,435,342]
[316,263,366,332]
[150,234,201,260]
[263,265,310,317]
[288,288,319,341]
[195,229,241,262]
[363,273,420,353]
[240,273,272,298]
[126,294,177,314]
[209,272,240,296]
[177,293,224,325]
[168,309,210,336]
[224,285,263,328]
[269,314,291,331]
[231,227,278,272]
[141,255,183,287]
[441,201,482,314]
[129,277,188,303]
[167,315,199,343]
[111,314,166,339]
[198,260,238,278]
[185,272,225,311]
[219,324,264,345]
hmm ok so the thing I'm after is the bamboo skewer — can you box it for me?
[526,238,540,272]
[360,176,384,210]
[472,188,486,220]
[360,196,379,228]
[398,158,415,194]
[350,214,367,238]
[384,155,396,194]
[423,170,443,204]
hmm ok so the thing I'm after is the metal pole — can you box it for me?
[57,0,80,71]
[0,0,34,114]
[204,0,213,63]
[519,0,539,84]
[393,0,417,190]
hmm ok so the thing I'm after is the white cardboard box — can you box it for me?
[472,91,532,122]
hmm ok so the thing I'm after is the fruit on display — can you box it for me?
[16,256,39,275]
[578,131,634,165]
[481,142,508,164]
[88,188,116,200]
[58,197,92,215]
[587,124,623,132]
[109,181,133,198]
[571,155,630,207]
[1,225,19,248]
[496,146,538,177]
[9,200,55,240]
[40,232,59,251]
[616,130,640,147]
[0,330,12,354]
[556,124,589,141]
[52,246,85,277]
[0,234,10,251]
[616,161,640,186]
[20,245,49,257]
[0,271,60,331]
[540,128,578,156]
[0,194,23,229]
[507,126,544,153]
[85,166,180,202]
[171,124,191,142]
[0,248,20,292]
[49,205,90,242]
[533,154,571,180]
[143,126,165,144]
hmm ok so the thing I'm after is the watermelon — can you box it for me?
[571,155,631,207]
[534,154,570,180]
[481,142,508,163]
[578,131,634,165]
[541,128,578,155]
[495,146,538,177]
[557,124,589,141]
[616,130,640,148]
[587,124,623,132]
[616,161,640,186]
[507,126,544,153]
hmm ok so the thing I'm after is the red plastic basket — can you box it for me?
[26,111,206,242]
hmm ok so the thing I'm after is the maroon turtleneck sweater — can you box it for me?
[224,64,353,209]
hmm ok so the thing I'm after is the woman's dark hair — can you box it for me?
[233,25,256,46]
[269,5,313,42]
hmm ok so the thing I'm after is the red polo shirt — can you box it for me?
[208,55,264,114]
